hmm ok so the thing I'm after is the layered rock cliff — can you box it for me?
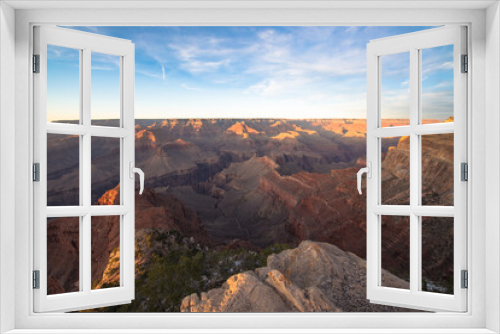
[46,118,454,308]
[47,186,212,294]
[181,241,410,312]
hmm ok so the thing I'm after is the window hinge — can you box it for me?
[33,54,40,73]
[461,270,468,289]
[33,163,40,182]
[461,54,468,73]
[461,162,468,182]
[33,270,40,289]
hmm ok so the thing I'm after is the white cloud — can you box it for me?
[180,83,200,91]
[428,81,453,90]
[180,59,231,74]
[90,65,116,71]
[422,61,453,76]
[91,52,121,70]
[136,68,164,80]
[247,79,285,96]
[157,64,166,81]
[166,37,255,74]
[257,29,293,44]
[84,26,102,33]
[244,29,366,98]
[246,77,311,96]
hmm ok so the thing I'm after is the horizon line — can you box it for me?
[51,117,446,121]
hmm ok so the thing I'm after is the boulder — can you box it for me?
[181,241,411,313]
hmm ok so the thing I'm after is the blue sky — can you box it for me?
[47,26,453,120]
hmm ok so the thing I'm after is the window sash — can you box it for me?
[32,26,136,313]
[366,26,468,312]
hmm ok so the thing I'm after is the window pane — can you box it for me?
[380,52,410,127]
[381,215,410,290]
[47,134,80,206]
[91,137,121,205]
[421,133,454,206]
[381,136,410,205]
[421,217,454,295]
[421,45,454,124]
[91,52,121,127]
[47,45,80,124]
[91,216,120,290]
[47,217,80,295]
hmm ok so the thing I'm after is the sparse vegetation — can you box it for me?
[81,229,290,312]
[422,277,454,295]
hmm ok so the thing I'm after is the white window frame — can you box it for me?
[33,26,136,313]
[366,26,467,312]
[1,1,498,333]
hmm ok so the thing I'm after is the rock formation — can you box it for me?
[181,241,411,312]
[47,186,212,294]
[46,118,454,305]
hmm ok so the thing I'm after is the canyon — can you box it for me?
[45,118,454,311]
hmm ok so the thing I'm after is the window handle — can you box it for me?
[129,162,145,195]
[357,162,371,195]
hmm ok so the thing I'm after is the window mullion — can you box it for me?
[82,47,91,208]
[78,48,85,293]
[82,47,92,295]
[409,47,420,294]
[81,214,91,294]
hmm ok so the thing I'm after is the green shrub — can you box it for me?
[83,230,291,313]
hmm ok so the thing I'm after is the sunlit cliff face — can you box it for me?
[47,118,453,311]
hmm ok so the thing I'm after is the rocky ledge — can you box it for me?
[181,240,411,312]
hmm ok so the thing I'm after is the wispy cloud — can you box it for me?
[180,59,231,74]
[247,77,311,96]
[180,83,200,91]
[136,67,165,80]
[91,65,116,71]
[62,25,441,119]
[243,27,367,98]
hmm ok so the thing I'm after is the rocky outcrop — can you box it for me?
[47,187,212,294]
[181,241,410,313]
[97,183,120,205]
[181,271,290,312]
[47,118,454,300]
[226,121,261,137]
[136,128,157,145]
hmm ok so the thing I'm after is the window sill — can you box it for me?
[4,329,498,334]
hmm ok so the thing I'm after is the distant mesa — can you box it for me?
[226,121,261,137]
[136,129,157,143]
[270,120,287,127]
[271,131,301,140]
[380,119,410,128]
[307,119,366,137]
[163,138,197,150]
[147,121,159,129]
[292,125,317,135]
[342,130,365,138]
[186,119,204,131]
[161,119,178,128]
